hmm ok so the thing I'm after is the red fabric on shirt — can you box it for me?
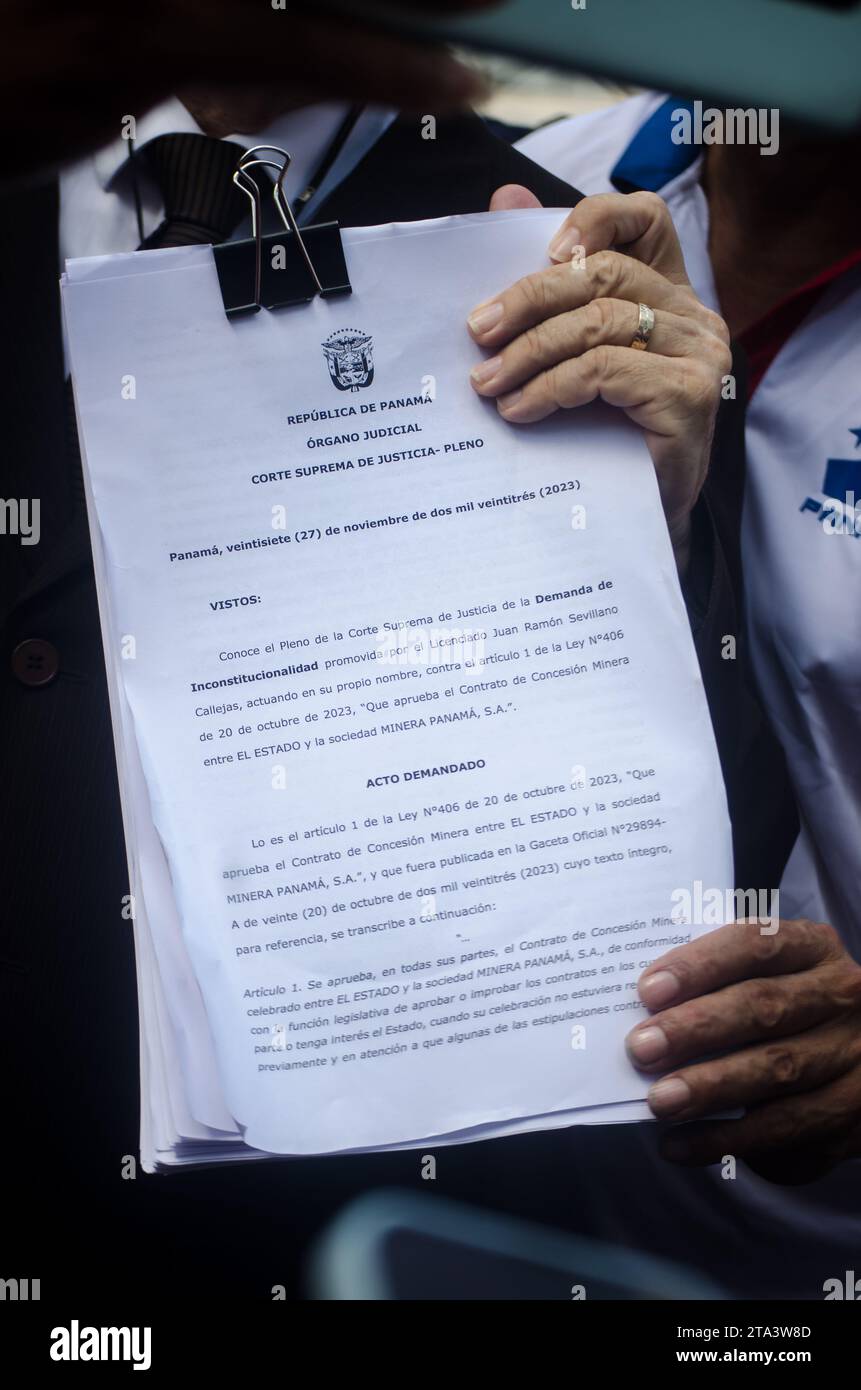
[739,246,861,398]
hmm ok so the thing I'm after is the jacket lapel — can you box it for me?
[313,111,585,227]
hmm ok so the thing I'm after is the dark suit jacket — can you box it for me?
[0,113,796,1299]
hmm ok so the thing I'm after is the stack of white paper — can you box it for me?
[61,210,731,1171]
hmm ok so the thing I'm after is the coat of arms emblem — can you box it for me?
[321,329,375,391]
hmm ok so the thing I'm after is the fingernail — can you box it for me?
[639,970,679,1008]
[470,354,503,386]
[626,1025,668,1064]
[648,1077,691,1116]
[548,226,582,262]
[468,301,504,334]
[497,388,523,414]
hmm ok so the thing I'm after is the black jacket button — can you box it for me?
[11,638,60,687]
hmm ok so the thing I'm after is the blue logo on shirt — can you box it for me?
[800,429,861,537]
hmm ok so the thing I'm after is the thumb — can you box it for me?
[489,183,543,212]
[548,191,692,286]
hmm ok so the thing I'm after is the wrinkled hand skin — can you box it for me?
[625,919,861,1184]
[468,189,733,576]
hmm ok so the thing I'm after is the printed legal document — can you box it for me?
[61,209,732,1170]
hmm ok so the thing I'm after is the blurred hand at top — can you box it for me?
[5,0,498,180]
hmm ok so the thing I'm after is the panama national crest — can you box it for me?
[800,427,861,537]
[321,329,374,391]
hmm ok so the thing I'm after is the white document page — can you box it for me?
[62,210,731,1157]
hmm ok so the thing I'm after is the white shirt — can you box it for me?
[516,93,861,1295]
[60,97,396,264]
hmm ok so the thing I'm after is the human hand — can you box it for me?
[7,0,495,178]
[625,918,861,1182]
[468,188,732,573]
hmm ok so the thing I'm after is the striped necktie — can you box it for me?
[137,132,250,249]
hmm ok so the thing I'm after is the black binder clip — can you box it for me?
[213,145,352,317]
